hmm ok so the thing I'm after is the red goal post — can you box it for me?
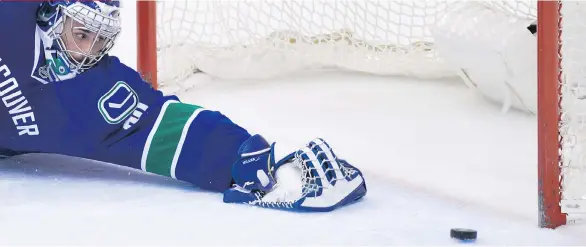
[136,0,157,89]
[537,0,564,229]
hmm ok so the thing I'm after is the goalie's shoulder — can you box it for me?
[87,55,164,97]
[95,55,141,79]
[0,1,40,14]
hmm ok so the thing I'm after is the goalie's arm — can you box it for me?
[52,56,367,211]
[54,56,252,192]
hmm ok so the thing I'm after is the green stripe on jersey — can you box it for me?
[141,101,204,178]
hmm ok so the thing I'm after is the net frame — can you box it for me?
[537,0,564,229]
[135,0,582,229]
[137,0,158,88]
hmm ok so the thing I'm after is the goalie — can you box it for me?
[0,1,366,211]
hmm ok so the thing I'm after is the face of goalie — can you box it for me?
[60,17,108,63]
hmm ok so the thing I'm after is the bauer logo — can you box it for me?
[242,157,261,165]
[98,81,139,124]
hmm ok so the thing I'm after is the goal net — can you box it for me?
[135,0,583,228]
[143,1,534,87]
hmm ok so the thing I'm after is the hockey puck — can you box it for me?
[450,228,477,242]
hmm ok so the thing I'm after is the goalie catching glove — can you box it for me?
[223,134,367,211]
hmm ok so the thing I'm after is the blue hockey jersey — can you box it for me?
[0,1,252,192]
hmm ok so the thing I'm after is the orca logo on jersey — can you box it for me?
[98,81,139,124]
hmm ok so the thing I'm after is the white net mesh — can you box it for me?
[559,1,586,214]
[152,0,585,215]
[154,0,536,89]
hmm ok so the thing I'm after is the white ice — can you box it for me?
[2,1,586,245]
[1,71,585,245]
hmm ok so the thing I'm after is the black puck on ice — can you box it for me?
[450,228,477,242]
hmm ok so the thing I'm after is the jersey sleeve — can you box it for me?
[53,56,251,192]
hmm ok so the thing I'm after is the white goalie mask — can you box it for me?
[37,1,121,74]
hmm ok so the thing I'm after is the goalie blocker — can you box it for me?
[224,134,367,211]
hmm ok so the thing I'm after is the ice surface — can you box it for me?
[2,1,584,244]
[1,71,585,245]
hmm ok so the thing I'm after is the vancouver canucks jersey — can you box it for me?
[0,2,251,192]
